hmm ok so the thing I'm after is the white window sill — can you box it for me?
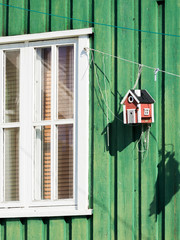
[0,207,93,218]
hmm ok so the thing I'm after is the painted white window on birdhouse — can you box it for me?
[144,108,150,116]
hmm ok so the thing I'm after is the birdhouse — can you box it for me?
[121,89,155,124]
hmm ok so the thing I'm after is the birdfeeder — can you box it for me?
[121,89,155,124]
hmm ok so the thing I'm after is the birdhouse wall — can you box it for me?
[124,94,138,108]
[141,103,153,123]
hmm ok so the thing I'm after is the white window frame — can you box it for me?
[0,28,93,218]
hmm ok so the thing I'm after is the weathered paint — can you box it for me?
[0,0,180,239]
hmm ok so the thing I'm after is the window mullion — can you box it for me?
[53,125,58,200]
[0,51,3,123]
[73,43,76,203]
[0,51,3,202]
[34,126,42,200]
[35,49,42,122]
[51,45,56,200]
[19,45,29,206]
[2,51,5,124]
[0,128,3,202]
[24,45,34,206]
[52,45,57,121]
[33,47,42,201]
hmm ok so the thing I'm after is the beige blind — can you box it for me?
[41,48,51,121]
[57,46,74,199]
[4,128,19,201]
[41,48,51,200]
[42,126,51,200]
[5,51,19,123]
[58,46,74,119]
[58,125,73,199]
[4,51,20,202]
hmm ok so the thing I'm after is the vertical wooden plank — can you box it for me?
[156,2,165,239]
[6,220,23,240]
[116,0,137,239]
[0,221,5,240]
[109,1,116,239]
[88,22,94,240]
[51,0,70,31]
[0,0,7,36]
[30,0,49,33]
[49,218,66,240]
[93,0,112,239]
[133,1,141,239]
[72,0,89,29]
[0,0,4,36]
[71,218,88,240]
[27,219,44,240]
[165,0,180,239]
[8,0,27,35]
[140,0,159,239]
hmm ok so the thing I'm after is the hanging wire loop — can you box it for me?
[133,64,143,89]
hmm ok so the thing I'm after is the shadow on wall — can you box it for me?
[101,114,150,156]
[149,146,180,221]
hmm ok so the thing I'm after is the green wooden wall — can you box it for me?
[0,0,179,239]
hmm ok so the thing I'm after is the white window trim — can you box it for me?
[0,28,93,218]
[123,105,126,124]
[0,28,93,45]
[137,104,141,123]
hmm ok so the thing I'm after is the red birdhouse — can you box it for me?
[121,89,155,124]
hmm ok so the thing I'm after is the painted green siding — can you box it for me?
[0,0,179,239]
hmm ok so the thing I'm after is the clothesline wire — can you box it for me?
[91,51,150,153]
[86,47,180,78]
[91,51,141,126]
[1,3,180,38]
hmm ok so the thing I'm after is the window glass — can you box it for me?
[35,126,51,200]
[4,51,20,123]
[57,124,73,199]
[58,46,74,119]
[4,128,19,201]
[35,48,51,121]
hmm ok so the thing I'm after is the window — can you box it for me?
[144,108,150,116]
[0,29,92,218]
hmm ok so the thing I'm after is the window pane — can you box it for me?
[35,126,51,200]
[35,48,51,121]
[4,128,19,201]
[58,46,74,119]
[58,124,73,199]
[4,51,20,123]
